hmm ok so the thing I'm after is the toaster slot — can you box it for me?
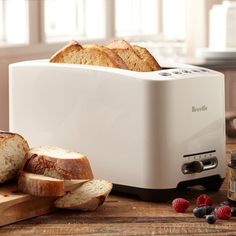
[182,157,218,174]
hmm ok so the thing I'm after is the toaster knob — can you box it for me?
[182,161,204,174]
[189,161,204,173]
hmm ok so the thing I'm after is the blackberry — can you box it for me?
[204,206,214,215]
[231,207,236,217]
[206,214,216,224]
[193,206,214,218]
[193,207,205,218]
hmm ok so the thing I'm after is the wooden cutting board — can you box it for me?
[0,180,87,227]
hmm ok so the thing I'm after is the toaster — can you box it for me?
[9,60,226,201]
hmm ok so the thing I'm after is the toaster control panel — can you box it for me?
[182,150,218,174]
[158,68,210,78]
[182,157,218,174]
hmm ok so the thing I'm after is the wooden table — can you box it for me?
[1,144,236,236]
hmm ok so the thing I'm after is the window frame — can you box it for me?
[0,1,6,42]
[0,0,162,46]
[0,0,222,58]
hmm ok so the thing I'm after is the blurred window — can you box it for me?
[0,2,2,42]
[44,0,105,42]
[0,0,27,45]
[163,0,186,40]
[115,0,159,37]
[0,0,187,46]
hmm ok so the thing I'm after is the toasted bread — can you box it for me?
[107,40,153,72]
[50,41,128,69]
[132,45,161,71]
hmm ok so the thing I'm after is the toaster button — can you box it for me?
[159,72,172,76]
[172,71,182,75]
[182,69,191,73]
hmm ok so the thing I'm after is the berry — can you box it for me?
[172,198,190,212]
[193,206,214,218]
[231,207,236,217]
[193,207,205,218]
[204,206,215,215]
[206,214,216,224]
[196,194,212,207]
[214,205,232,220]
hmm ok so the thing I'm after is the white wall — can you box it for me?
[0,46,61,130]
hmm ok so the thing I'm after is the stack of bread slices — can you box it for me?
[50,39,161,72]
[0,131,112,211]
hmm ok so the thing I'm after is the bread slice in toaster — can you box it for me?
[49,40,128,69]
[132,45,161,71]
[107,40,154,72]
[23,146,94,180]
[0,131,29,183]
[54,179,112,210]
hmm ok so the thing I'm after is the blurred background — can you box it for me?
[0,0,236,132]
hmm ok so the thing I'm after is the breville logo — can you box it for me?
[192,105,208,112]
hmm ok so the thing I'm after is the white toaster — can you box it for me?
[9,60,226,201]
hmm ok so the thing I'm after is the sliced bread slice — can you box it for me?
[107,40,153,72]
[49,40,83,63]
[50,41,128,69]
[18,171,65,197]
[132,45,161,71]
[24,146,93,180]
[83,44,128,69]
[54,179,113,211]
[0,131,29,183]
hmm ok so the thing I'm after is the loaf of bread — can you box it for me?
[24,146,94,180]
[0,131,29,183]
[50,40,128,69]
[107,40,159,72]
[54,179,112,211]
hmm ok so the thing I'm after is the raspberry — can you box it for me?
[196,194,212,207]
[214,206,232,220]
[172,198,190,212]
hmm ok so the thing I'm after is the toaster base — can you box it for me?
[112,175,224,202]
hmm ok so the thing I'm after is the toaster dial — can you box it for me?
[182,157,218,174]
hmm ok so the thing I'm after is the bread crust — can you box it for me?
[24,146,94,180]
[0,131,29,183]
[50,40,128,69]
[54,179,112,210]
[107,40,153,72]
[132,45,161,71]
[18,171,65,197]
[49,40,83,63]
[84,44,128,69]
